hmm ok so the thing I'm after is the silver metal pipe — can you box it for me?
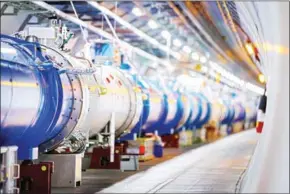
[109,112,115,163]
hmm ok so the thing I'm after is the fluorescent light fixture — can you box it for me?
[258,74,265,83]
[205,52,210,58]
[245,82,264,95]
[182,45,191,53]
[245,43,254,55]
[1,47,17,54]
[209,69,216,78]
[148,20,158,29]
[161,30,171,39]
[200,56,207,63]
[192,52,199,61]
[201,65,208,73]
[173,39,182,47]
[132,7,144,16]
[175,52,181,60]
[167,65,175,72]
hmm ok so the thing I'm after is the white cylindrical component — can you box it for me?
[219,101,229,122]
[164,94,178,125]
[143,91,164,128]
[209,100,223,126]
[245,104,256,121]
[191,95,202,123]
[233,103,243,121]
[76,64,143,137]
[47,50,143,140]
[176,94,191,129]
[109,112,115,163]
[0,146,19,194]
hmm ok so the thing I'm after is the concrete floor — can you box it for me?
[52,130,257,193]
[52,143,206,194]
[99,130,258,193]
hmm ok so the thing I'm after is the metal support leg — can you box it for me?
[0,146,19,194]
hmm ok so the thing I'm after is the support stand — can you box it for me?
[205,126,216,142]
[85,112,128,170]
[0,146,19,194]
[40,153,82,187]
[120,154,139,171]
[18,161,54,194]
[161,133,179,148]
[88,145,124,169]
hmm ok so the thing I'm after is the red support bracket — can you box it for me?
[18,161,54,194]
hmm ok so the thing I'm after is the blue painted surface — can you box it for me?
[93,42,114,57]
[183,98,194,130]
[118,75,150,141]
[150,80,183,135]
[0,35,75,159]
[187,94,203,130]
[160,93,183,135]
[141,79,168,134]
[234,103,246,122]
[195,94,212,129]
[221,102,234,125]
[153,143,163,158]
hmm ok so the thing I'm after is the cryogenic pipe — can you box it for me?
[0,34,143,159]
[176,94,193,130]
[141,79,167,134]
[186,94,203,129]
[151,79,183,135]
[1,36,84,159]
[194,94,212,129]
[232,102,246,122]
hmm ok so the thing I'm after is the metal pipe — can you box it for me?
[109,112,115,163]
[88,1,180,60]
[102,13,119,41]
[70,1,88,43]
[31,1,167,68]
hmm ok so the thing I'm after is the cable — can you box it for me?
[102,13,119,42]
[70,1,88,43]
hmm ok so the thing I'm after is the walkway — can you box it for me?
[99,130,258,193]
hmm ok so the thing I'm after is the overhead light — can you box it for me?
[182,45,191,53]
[173,39,182,47]
[201,65,208,73]
[175,52,181,60]
[245,42,254,55]
[258,74,265,83]
[192,52,199,61]
[245,82,264,95]
[148,20,158,29]
[200,56,207,63]
[1,47,16,54]
[132,7,144,16]
[205,52,210,58]
[240,80,245,86]
[209,69,216,78]
[167,65,175,72]
[161,30,171,39]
